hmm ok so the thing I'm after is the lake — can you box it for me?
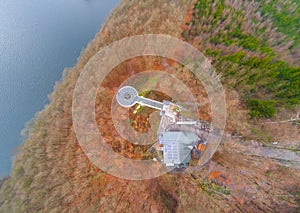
[0,0,120,178]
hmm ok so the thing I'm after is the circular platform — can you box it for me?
[116,86,138,107]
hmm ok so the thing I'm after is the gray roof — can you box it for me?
[160,131,198,166]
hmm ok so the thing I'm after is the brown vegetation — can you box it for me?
[0,0,299,212]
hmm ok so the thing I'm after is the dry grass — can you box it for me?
[0,0,194,211]
[1,0,300,212]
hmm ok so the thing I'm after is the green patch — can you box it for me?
[259,0,300,47]
[214,52,300,109]
[223,51,246,63]
[199,180,230,196]
[184,0,300,118]
[247,99,277,118]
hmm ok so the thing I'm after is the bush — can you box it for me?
[247,99,277,118]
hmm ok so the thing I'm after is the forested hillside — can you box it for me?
[183,0,300,118]
[0,0,299,212]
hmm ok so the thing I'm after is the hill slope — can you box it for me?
[0,0,299,212]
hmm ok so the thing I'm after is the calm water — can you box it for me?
[0,0,119,178]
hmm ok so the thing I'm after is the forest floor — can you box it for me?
[0,0,299,212]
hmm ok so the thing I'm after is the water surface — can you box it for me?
[0,0,119,178]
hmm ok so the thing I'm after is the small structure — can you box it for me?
[159,131,198,167]
[116,86,211,169]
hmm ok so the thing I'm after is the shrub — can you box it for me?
[247,99,277,118]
